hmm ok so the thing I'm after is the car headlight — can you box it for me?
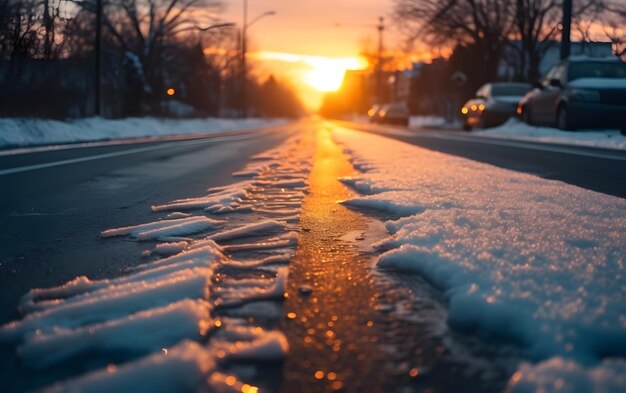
[570,89,600,102]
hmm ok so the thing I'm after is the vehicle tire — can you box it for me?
[522,106,533,125]
[557,106,574,131]
[463,122,472,131]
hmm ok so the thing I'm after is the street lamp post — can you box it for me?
[241,0,275,118]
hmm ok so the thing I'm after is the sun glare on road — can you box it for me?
[254,51,369,92]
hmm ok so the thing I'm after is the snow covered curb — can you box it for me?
[332,127,626,392]
[475,119,626,151]
[0,117,287,149]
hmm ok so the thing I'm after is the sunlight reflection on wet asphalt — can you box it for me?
[279,122,512,393]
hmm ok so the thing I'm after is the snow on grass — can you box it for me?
[101,216,222,240]
[332,127,626,391]
[0,117,286,149]
[476,119,626,150]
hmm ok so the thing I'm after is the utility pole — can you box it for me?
[94,0,102,116]
[241,0,248,118]
[240,1,274,119]
[376,16,385,104]
[561,0,572,59]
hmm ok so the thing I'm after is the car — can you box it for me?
[367,104,383,123]
[517,57,626,135]
[461,82,532,131]
[377,103,410,126]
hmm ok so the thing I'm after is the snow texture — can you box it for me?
[0,117,285,149]
[1,133,312,391]
[477,119,626,150]
[333,127,626,391]
[101,216,222,241]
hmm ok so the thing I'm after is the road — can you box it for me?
[334,120,626,199]
[0,118,624,392]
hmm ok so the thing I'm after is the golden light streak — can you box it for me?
[252,51,369,92]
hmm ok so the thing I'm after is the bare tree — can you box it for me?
[602,0,626,57]
[508,0,561,82]
[75,0,223,111]
[394,0,517,82]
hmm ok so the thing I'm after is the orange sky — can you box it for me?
[220,0,399,109]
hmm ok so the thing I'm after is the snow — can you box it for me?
[332,127,626,391]
[506,357,626,393]
[0,117,286,149]
[1,133,312,391]
[101,216,222,240]
[18,299,211,368]
[477,119,626,150]
[42,341,217,393]
[409,116,446,128]
[209,220,288,242]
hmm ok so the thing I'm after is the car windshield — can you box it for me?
[491,85,530,96]
[568,62,626,81]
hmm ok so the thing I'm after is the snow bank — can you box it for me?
[506,357,626,393]
[409,116,446,128]
[0,117,286,149]
[477,119,626,150]
[333,127,626,391]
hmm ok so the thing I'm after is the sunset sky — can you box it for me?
[220,0,399,109]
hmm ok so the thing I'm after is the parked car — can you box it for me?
[367,104,383,123]
[369,103,409,126]
[461,82,532,130]
[517,57,626,134]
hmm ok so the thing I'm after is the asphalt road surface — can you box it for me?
[335,120,626,199]
[1,118,624,392]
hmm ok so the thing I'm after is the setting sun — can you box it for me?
[254,51,369,93]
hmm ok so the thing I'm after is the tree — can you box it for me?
[602,0,626,58]
[90,0,223,113]
[508,0,561,82]
[394,0,516,84]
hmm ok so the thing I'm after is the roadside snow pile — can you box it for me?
[409,116,446,128]
[0,116,286,149]
[477,119,626,150]
[332,127,626,392]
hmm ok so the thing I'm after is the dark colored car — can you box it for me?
[518,57,626,134]
[369,103,409,126]
[461,83,532,130]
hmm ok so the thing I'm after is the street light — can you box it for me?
[195,22,236,32]
[241,0,276,118]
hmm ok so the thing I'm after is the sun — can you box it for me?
[303,66,348,92]
[302,56,369,92]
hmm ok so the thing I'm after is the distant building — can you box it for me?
[499,41,614,80]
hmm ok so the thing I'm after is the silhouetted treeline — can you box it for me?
[321,0,625,119]
[0,0,303,119]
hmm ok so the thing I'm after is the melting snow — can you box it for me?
[2,134,313,391]
[333,126,626,391]
[101,216,222,241]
